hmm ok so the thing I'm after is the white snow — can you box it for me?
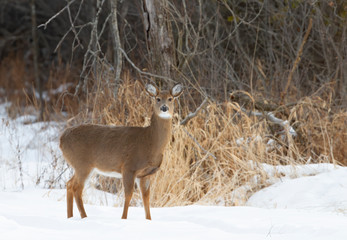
[1,103,347,239]
[1,188,347,240]
[247,167,347,213]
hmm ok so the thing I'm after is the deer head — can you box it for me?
[145,83,183,120]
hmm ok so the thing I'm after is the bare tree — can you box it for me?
[1,0,346,106]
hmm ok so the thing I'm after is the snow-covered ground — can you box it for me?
[1,184,347,240]
[1,103,347,239]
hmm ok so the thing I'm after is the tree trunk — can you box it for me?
[142,0,175,86]
[31,0,43,120]
[109,0,122,98]
[76,0,100,96]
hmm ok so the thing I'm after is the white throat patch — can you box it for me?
[158,111,172,119]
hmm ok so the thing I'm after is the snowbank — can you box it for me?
[247,167,347,213]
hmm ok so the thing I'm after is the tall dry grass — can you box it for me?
[0,53,78,120]
[69,74,345,207]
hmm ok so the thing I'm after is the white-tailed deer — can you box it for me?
[60,83,183,220]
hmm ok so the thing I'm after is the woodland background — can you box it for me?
[0,0,346,205]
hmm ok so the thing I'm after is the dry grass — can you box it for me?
[1,55,345,206]
[0,53,32,117]
[291,95,347,165]
[0,53,78,120]
[69,75,345,207]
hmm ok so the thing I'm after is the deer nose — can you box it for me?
[160,105,169,112]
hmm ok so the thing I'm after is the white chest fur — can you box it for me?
[92,168,122,179]
[88,168,143,188]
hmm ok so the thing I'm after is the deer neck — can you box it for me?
[148,112,172,153]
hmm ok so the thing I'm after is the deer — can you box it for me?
[60,83,183,220]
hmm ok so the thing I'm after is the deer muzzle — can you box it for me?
[160,105,169,112]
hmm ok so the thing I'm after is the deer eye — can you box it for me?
[168,98,173,102]
[156,97,161,102]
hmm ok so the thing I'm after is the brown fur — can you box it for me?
[60,84,183,220]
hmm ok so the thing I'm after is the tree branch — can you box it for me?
[38,0,76,30]
[119,47,174,83]
[180,97,208,126]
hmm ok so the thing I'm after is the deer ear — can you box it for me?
[171,83,183,98]
[145,83,158,97]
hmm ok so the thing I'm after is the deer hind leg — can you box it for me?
[139,176,151,220]
[66,175,75,218]
[67,170,91,219]
[121,171,136,219]
[73,170,91,219]
[74,182,87,218]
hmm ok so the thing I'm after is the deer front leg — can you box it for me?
[140,176,151,220]
[121,171,136,219]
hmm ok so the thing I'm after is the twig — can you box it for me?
[119,47,174,83]
[38,0,76,29]
[66,0,83,50]
[75,0,105,95]
[17,145,24,190]
[230,91,296,115]
[180,97,208,125]
[53,166,70,186]
[182,128,217,160]
[179,97,216,160]
[281,18,313,103]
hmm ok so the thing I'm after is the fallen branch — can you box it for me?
[230,91,297,116]
[240,106,297,137]
[231,90,297,136]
